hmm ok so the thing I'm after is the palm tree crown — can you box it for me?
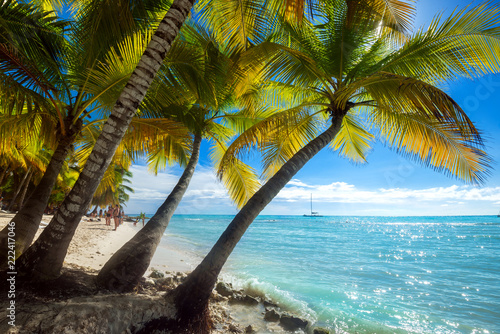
[220,1,497,184]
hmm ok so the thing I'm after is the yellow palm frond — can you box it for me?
[371,106,489,184]
[260,109,321,179]
[0,107,58,149]
[211,140,260,208]
[78,31,151,112]
[360,72,481,143]
[218,107,274,134]
[366,0,415,41]
[329,112,374,163]
[29,0,65,13]
[216,106,314,178]
[127,118,191,173]
[256,81,324,111]
[195,0,273,50]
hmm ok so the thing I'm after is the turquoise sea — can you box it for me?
[148,215,500,333]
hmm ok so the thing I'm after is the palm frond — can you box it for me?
[378,3,500,83]
[371,107,490,184]
[211,140,260,208]
[0,43,57,96]
[329,112,374,163]
[195,0,275,50]
[69,0,172,68]
[76,31,151,113]
[217,105,323,178]
[127,118,191,173]
[357,72,482,143]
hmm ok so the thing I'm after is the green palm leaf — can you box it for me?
[330,112,374,163]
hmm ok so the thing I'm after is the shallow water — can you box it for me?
[151,215,500,334]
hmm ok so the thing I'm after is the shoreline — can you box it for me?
[0,213,320,334]
[0,212,193,273]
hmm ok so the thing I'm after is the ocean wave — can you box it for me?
[220,272,318,322]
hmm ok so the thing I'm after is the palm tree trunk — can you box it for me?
[0,167,8,191]
[96,134,202,292]
[7,166,32,212]
[16,0,195,281]
[0,136,74,268]
[17,169,33,210]
[164,115,345,333]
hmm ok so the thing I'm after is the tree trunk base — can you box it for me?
[138,292,212,334]
[0,292,177,334]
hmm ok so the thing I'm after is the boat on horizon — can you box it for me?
[303,194,322,217]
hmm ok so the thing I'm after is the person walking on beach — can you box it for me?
[113,204,120,231]
[105,205,113,226]
[98,209,103,219]
[120,206,124,225]
[139,212,146,226]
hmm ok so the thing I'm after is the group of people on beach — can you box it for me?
[104,204,123,231]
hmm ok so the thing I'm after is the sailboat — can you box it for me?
[303,194,322,217]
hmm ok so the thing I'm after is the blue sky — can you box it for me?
[124,0,500,216]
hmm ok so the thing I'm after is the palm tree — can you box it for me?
[0,0,186,265]
[96,23,263,291]
[0,127,52,210]
[90,166,134,210]
[155,2,499,332]
[75,114,190,211]
[14,0,198,280]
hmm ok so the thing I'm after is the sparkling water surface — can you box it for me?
[155,215,500,333]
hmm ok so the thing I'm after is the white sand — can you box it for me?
[0,213,191,273]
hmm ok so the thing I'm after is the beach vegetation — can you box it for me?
[89,165,134,209]
[9,0,405,280]
[3,0,499,332]
[14,0,197,281]
[0,0,191,268]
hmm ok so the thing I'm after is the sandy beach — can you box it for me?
[0,213,191,273]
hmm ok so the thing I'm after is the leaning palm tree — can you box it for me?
[15,0,198,281]
[96,22,263,291]
[153,3,499,332]
[0,0,177,262]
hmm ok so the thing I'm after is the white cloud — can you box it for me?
[124,165,500,216]
[270,181,500,215]
[126,165,233,214]
[274,182,500,205]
